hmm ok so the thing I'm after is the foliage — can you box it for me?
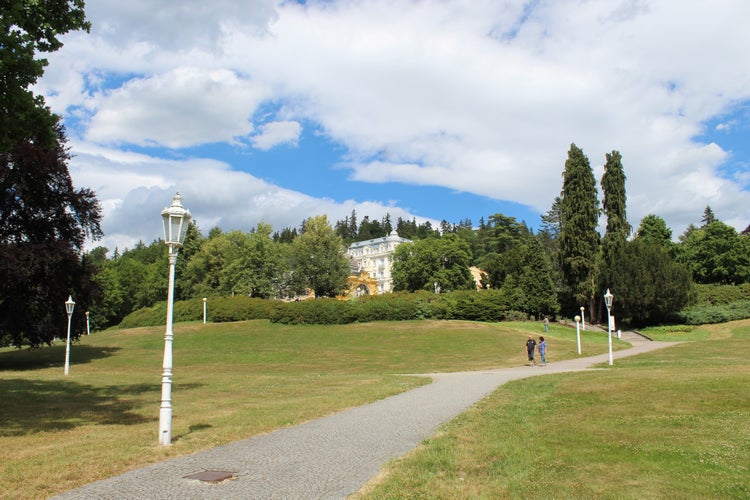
[600,150,630,294]
[515,238,560,317]
[392,234,475,293]
[558,143,600,312]
[351,291,438,322]
[692,283,750,306]
[678,300,750,325]
[268,298,358,324]
[635,214,673,246]
[0,126,102,347]
[612,239,693,326]
[0,0,90,152]
[680,221,750,284]
[0,1,101,348]
[291,215,350,298]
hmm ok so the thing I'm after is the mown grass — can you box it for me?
[0,319,613,499]
[356,320,750,499]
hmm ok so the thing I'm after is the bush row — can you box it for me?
[117,290,532,328]
[118,286,750,330]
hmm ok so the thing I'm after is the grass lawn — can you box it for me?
[356,320,750,499]
[0,319,606,499]
[3,318,742,499]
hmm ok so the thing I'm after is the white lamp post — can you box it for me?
[203,297,207,324]
[159,193,191,446]
[604,289,614,366]
[64,296,75,375]
[580,306,585,331]
[574,315,581,355]
[85,311,90,336]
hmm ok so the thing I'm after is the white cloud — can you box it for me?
[69,142,433,252]
[252,121,302,150]
[37,0,750,247]
[84,67,271,148]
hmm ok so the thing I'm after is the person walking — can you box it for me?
[525,335,537,366]
[539,336,547,366]
[543,316,549,332]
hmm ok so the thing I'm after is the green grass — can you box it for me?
[0,319,608,499]
[356,320,750,499]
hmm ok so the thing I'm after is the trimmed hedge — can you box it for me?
[117,289,528,328]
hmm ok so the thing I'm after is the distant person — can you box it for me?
[539,336,547,366]
[525,335,537,366]
[543,317,549,332]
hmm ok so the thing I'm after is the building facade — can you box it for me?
[346,230,412,295]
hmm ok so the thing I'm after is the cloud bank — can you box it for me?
[36,0,750,251]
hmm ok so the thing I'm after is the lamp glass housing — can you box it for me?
[161,193,192,247]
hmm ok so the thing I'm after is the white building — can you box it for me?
[347,230,411,294]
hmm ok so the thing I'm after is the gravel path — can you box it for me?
[52,339,673,500]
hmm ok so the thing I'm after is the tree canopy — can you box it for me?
[1,1,101,347]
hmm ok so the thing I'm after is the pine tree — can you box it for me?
[558,144,600,316]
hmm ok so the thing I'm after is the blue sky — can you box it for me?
[36,0,750,252]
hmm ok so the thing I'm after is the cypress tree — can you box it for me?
[558,144,600,316]
[600,150,630,293]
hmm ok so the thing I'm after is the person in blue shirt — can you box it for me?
[539,336,547,366]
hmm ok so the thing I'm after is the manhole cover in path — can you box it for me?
[184,470,236,483]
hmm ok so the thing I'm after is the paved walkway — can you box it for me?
[52,337,674,500]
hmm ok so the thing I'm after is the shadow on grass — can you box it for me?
[0,345,121,371]
[172,422,214,443]
[0,379,204,436]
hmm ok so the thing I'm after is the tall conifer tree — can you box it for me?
[558,144,600,316]
[600,150,630,294]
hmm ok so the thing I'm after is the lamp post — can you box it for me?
[604,289,614,366]
[85,311,90,335]
[580,306,585,331]
[203,297,207,324]
[574,315,581,355]
[159,193,191,446]
[64,296,75,375]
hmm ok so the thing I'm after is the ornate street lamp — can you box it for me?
[159,193,191,446]
[604,289,614,366]
[64,295,75,375]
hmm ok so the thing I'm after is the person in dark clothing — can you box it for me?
[526,335,537,366]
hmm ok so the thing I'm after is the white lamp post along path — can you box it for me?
[203,297,207,324]
[574,315,581,355]
[85,311,90,335]
[64,295,75,375]
[580,306,585,331]
[159,193,191,446]
[604,289,614,366]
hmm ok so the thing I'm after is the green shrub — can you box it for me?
[692,283,750,306]
[208,296,271,322]
[119,303,166,328]
[268,298,357,324]
[679,300,750,325]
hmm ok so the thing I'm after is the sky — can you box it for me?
[35,0,750,253]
